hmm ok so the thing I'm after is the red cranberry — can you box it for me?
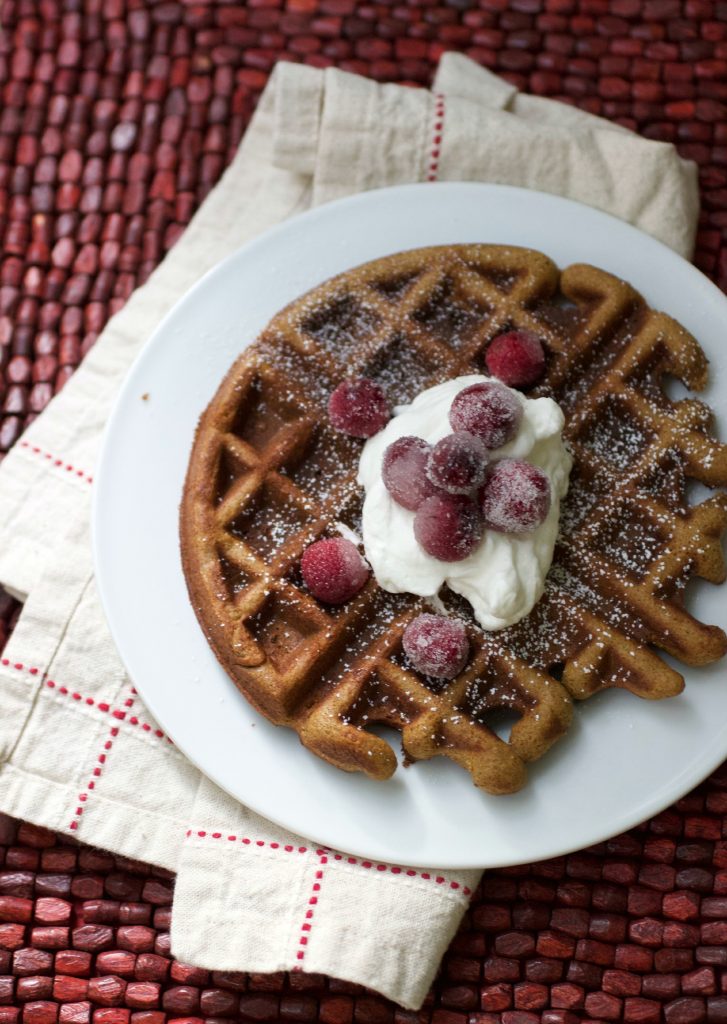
[402,614,469,679]
[480,459,551,534]
[485,330,545,389]
[382,435,436,510]
[426,432,487,495]
[301,537,370,604]
[328,378,390,437]
[449,381,522,449]
[414,493,482,562]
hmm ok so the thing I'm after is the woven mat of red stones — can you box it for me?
[1,1,727,1023]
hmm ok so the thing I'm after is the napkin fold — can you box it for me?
[0,54,698,1009]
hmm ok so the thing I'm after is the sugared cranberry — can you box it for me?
[301,537,370,604]
[402,614,470,680]
[414,493,482,562]
[449,381,522,450]
[382,435,436,510]
[480,459,551,534]
[485,330,546,389]
[426,432,487,495]
[328,378,390,438]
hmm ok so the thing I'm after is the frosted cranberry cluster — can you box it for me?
[300,328,549,680]
[381,380,551,564]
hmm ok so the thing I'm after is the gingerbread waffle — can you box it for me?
[180,245,727,795]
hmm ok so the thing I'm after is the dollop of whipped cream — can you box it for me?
[357,375,572,631]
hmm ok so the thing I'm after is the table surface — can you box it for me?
[0,2,726,1023]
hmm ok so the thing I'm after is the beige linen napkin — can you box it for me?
[0,54,698,1009]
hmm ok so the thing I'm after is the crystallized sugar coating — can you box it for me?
[449,380,523,449]
[382,435,436,510]
[486,329,546,389]
[413,492,483,562]
[328,378,390,438]
[426,431,488,495]
[402,613,470,680]
[481,458,552,534]
[301,537,370,604]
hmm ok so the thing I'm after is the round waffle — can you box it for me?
[180,244,727,795]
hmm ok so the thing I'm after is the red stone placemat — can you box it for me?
[1,2,727,1023]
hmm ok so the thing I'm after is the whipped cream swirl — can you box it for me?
[357,375,572,631]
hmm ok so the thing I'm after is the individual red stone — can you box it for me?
[94,954,135,978]
[614,945,654,972]
[602,969,641,997]
[139,881,172,906]
[550,984,584,1010]
[105,876,143,902]
[30,929,69,951]
[238,995,280,1021]
[697,945,727,965]
[53,977,88,1002]
[628,887,662,916]
[59,1007,90,1024]
[525,958,563,983]
[494,933,534,958]
[87,978,126,1008]
[664,921,700,947]
[513,983,547,1011]
[536,931,575,958]
[134,956,168,983]
[663,890,701,920]
[92,1012,129,1024]
[623,997,662,1023]
[566,960,602,989]
[706,998,727,1024]
[35,901,72,928]
[592,882,628,912]
[12,950,53,976]
[638,863,676,890]
[629,918,664,946]
[643,970,683,995]
[35,877,71,899]
[584,992,622,1020]
[681,967,716,995]
[54,953,91,978]
[549,908,590,937]
[663,996,707,1023]
[0,897,32,924]
[168,964,208,986]
[589,913,627,942]
[161,988,199,1015]
[124,985,159,1011]
[320,997,353,1024]
[22,1004,57,1024]
[116,928,155,954]
[0,875,34,900]
[82,902,120,925]
[0,1010,19,1024]
[17,979,53,1002]
[119,906,150,927]
[480,984,511,1012]
[5,851,38,873]
[654,948,694,972]
[509,909,548,933]
[71,927,113,953]
[472,905,511,931]
[483,958,519,983]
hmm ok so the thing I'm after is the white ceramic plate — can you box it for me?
[94,183,727,869]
